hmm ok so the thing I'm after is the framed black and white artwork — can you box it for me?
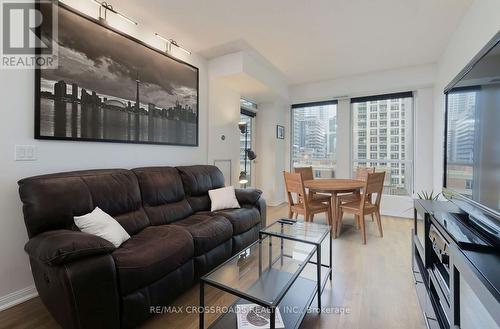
[35,2,199,146]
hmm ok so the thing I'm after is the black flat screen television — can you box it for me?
[444,31,500,243]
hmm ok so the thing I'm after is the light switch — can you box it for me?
[15,145,37,161]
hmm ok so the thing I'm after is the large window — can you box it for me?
[351,92,413,195]
[240,99,257,186]
[291,101,338,178]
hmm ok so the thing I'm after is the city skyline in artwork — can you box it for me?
[37,3,199,145]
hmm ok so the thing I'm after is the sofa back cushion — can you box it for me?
[133,167,193,225]
[176,165,225,212]
[18,169,149,238]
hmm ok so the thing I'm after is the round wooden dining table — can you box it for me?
[303,179,365,238]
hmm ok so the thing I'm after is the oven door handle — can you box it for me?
[423,312,431,329]
[429,268,451,326]
[430,268,449,302]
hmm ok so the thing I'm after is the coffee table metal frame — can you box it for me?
[199,221,332,329]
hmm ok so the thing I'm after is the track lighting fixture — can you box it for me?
[91,0,138,25]
[154,33,192,55]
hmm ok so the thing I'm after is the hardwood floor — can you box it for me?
[0,204,425,329]
[0,296,59,329]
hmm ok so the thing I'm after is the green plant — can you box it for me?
[416,191,441,200]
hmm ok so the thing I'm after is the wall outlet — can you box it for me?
[15,145,37,161]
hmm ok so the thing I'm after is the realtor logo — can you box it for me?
[1,0,58,69]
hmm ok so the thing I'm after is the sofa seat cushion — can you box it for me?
[112,225,193,295]
[215,206,261,235]
[171,214,232,256]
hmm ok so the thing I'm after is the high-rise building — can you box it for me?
[304,120,326,159]
[352,98,412,195]
[54,80,67,99]
[292,106,329,160]
[292,104,337,177]
[327,117,337,156]
[455,113,474,163]
[447,92,476,164]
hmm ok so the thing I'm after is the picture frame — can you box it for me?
[35,2,199,146]
[276,125,285,139]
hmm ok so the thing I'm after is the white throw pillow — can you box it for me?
[208,186,241,211]
[74,207,130,248]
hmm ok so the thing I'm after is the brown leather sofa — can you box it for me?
[18,165,266,329]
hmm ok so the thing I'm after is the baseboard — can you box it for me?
[267,200,286,207]
[0,285,38,312]
[381,209,413,219]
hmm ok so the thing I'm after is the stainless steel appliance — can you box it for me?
[429,224,450,328]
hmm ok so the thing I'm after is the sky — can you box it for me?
[41,5,198,111]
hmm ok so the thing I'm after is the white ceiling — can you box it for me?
[118,0,473,85]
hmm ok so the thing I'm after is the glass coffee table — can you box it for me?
[199,220,332,329]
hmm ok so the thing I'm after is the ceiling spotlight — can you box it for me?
[154,33,191,55]
[91,0,138,25]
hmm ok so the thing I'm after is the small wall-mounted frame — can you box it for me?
[276,125,285,139]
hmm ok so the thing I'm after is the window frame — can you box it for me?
[240,108,256,186]
[289,92,415,197]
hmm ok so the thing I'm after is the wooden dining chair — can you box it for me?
[337,167,376,223]
[283,171,333,226]
[294,166,331,203]
[337,172,385,244]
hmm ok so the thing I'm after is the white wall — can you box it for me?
[289,64,437,217]
[413,88,435,194]
[254,102,289,205]
[0,0,209,309]
[207,78,241,186]
[290,64,436,103]
[432,0,500,192]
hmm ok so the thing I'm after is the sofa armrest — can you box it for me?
[25,229,116,266]
[256,197,267,228]
[30,253,120,329]
[235,188,266,228]
[235,188,262,205]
